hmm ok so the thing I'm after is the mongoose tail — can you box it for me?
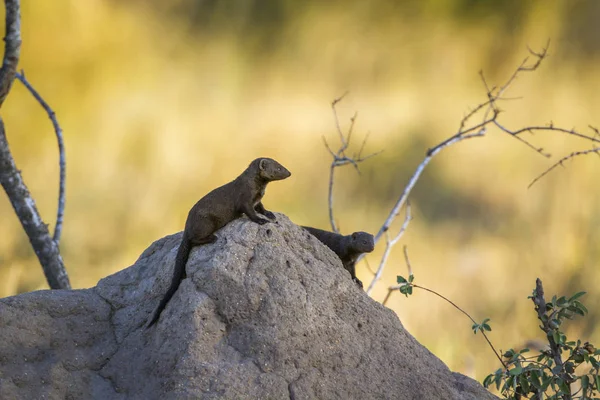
[147,234,193,327]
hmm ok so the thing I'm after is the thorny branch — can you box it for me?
[357,42,599,294]
[324,93,381,233]
[372,44,554,250]
[16,71,66,244]
[529,146,600,188]
[0,0,71,289]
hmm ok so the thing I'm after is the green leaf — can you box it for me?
[565,362,575,374]
[541,374,552,391]
[494,371,502,390]
[553,331,560,344]
[530,369,541,389]
[581,375,590,390]
[574,300,588,314]
[519,374,530,394]
[569,291,586,302]
[504,350,515,358]
[557,296,568,307]
[573,307,586,316]
[408,274,414,283]
[482,323,491,332]
[595,375,600,391]
[509,366,523,376]
[557,380,570,395]
[505,375,515,391]
[397,276,407,284]
[483,374,493,388]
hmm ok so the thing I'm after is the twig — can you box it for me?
[15,71,66,244]
[327,162,338,232]
[365,201,412,295]
[325,94,381,233]
[383,248,507,369]
[332,91,349,148]
[494,122,600,146]
[0,0,20,109]
[529,147,600,188]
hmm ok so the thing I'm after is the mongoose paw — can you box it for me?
[263,211,276,220]
[353,277,364,289]
[255,218,270,225]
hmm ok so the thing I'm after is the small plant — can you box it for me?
[394,273,506,368]
[392,273,599,399]
[483,279,600,400]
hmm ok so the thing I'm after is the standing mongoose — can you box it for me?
[302,226,374,288]
[147,157,291,327]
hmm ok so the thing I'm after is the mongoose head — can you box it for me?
[256,158,291,181]
[350,232,375,253]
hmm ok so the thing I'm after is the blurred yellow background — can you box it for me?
[1,0,599,384]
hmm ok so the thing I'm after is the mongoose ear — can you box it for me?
[259,158,267,171]
[352,232,358,239]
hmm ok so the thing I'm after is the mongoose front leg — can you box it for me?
[241,203,269,225]
[255,202,275,220]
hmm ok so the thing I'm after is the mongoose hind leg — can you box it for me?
[190,234,218,246]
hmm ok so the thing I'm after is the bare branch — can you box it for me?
[0,119,71,289]
[16,71,66,244]
[0,0,21,108]
[495,122,600,145]
[402,245,413,277]
[325,94,381,233]
[373,43,557,247]
[327,163,338,233]
[529,146,600,188]
[365,201,412,295]
[374,129,485,245]
[0,0,70,289]
[331,91,349,149]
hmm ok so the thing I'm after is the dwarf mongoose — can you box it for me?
[147,157,291,327]
[302,226,374,288]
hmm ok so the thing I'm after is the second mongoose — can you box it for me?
[302,226,375,288]
[147,157,291,327]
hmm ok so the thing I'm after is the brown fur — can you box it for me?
[302,226,374,288]
[148,158,291,327]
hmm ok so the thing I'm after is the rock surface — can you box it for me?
[0,214,497,399]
